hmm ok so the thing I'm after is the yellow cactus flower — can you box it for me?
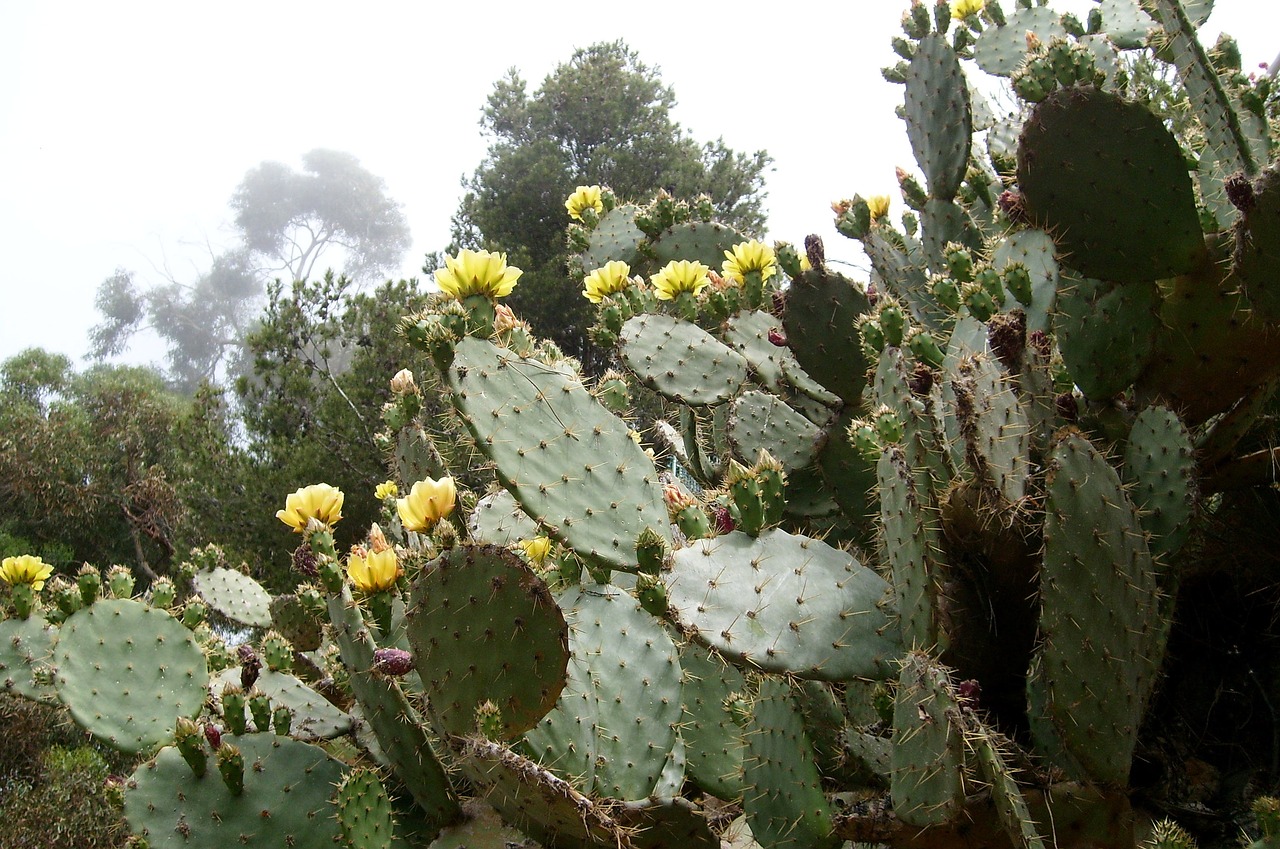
[722,240,778,284]
[0,555,54,592]
[277,483,344,532]
[800,254,813,272]
[518,536,553,565]
[347,547,400,594]
[434,249,522,300]
[951,0,984,20]
[397,477,457,533]
[582,261,633,304]
[375,481,398,501]
[565,186,604,221]
[867,195,892,221]
[651,260,711,301]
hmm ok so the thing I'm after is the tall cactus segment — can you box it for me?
[891,651,966,828]
[1029,430,1163,786]
[406,544,569,740]
[742,678,839,849]
[879,446,944,650]
[678,641,747,801]
[123,733,347,848]
[665,528,900,680]
[1054,272,1161,399]
[446,336,670,573]
[1017,86,1206,284]
[522,584,683,802]
[54,598,208,753]
[904,33,972,202]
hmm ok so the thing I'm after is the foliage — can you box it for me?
[451,40,771,373]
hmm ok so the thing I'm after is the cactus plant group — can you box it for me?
[1,1,1278,847]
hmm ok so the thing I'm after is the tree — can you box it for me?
[232,149,411,284]
[0,351,191,579]
[89,150,410,390]
[450,41,771,372]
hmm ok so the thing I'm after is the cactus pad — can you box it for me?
[124,732,346,847]
[974,6,1068,76]
[522,583,683,801]
[54,599,208,753]
[782,268,872,404]
[1028,429,1162,785]
[335,767,398,849]
[448,337,670,573]
[0,615,56,702]
[1054,272,1161,399]
[905,33,972,201]
[742,677,839,849]
[665,528,900,680]
[583,204,645,271]
[192,567,272,629]
[891,651,966,827]
[619,313,749,406]
[469,488,541,546]
[1017,86,1205,284]
[728,390,824,473]
[1123,405,1197,562]
[648,220,743,270]
[678,640,747,800]
[407,544,568,740]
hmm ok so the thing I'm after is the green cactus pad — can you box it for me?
[0,615,56,702]
[665,528,900,680]
[521,583,682,801]
[1123,405,1196,562]
[892,651,966,828]
[742,678,839,849]
[425,799,537,849]
[1017,86,1205,284]
[124,733,346,848]
[447,337,670,573]
[879,447,945,650]
[971,722,1048,849]
[616,796,719,848]
[1098,0,1157,49]
[192,567,272,629]
[54,599,208,753]
[395,423,449,488]
[469,488,541,546]
[336,767,397,849]
[727,390,824,474]
[648,220,743,270]
[974,6,1068,76]
[678,641,747,801]
[722,309,794,391]
[619,313,749,406]
[992,229,1060,335]
[268,593,322,652]
[1054,272,1161,399]
[781,268,871,404]
[583,203,645,271]
[905,33,972,201]
[454,735,631,847]
[1028,429,1162,785]
[406,544,568,740]
[952,353,1032,504]
[212,668,352,739]
[922,199,980,269]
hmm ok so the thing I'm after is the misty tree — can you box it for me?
[233,149,411,284]
[451,40,771,372]
[89,150,410,390]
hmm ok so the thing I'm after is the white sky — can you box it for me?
[0,1,1274,369]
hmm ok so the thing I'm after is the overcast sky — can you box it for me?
[1,1,1274,370]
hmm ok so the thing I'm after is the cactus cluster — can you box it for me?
[1,0,1277,847]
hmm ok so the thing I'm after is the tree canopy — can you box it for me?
[450,40,771,372]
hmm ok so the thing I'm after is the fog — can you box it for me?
[1,1,1274,371]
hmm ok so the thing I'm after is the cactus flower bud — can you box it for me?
[389,368,417,396]
[204,723,222,750]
